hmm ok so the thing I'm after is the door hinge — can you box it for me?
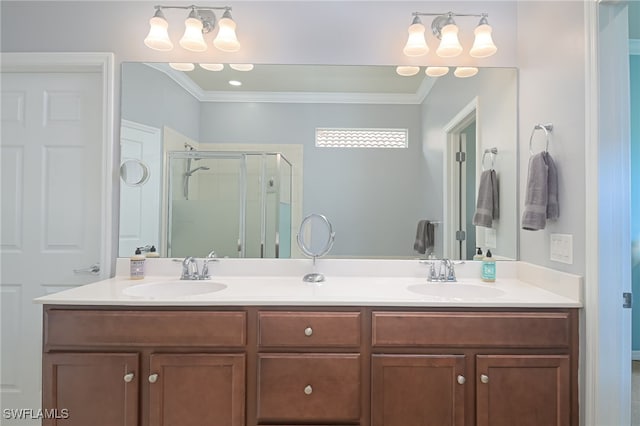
[455,152,466,163]
[456,230,466,241]
[623,292,632,309]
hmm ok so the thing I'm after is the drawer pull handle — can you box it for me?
[148,373,159,384]
[457,375,465,385]
[123,373,134,383]
[480,374,489,384]
[304,327,313,337]
[304,385,313,395]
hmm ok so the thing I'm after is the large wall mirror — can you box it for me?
[119,62,518,260]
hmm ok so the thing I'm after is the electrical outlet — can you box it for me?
[550,233,573,264]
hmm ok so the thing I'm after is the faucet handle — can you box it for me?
[181,256,198,280]
[200,251,219,280]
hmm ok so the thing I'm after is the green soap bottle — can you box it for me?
[481,250,496,282]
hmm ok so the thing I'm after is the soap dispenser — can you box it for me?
[130,247,146,280]
[481,250,496,282]
[146,245,160,258]
[473,247,484,261]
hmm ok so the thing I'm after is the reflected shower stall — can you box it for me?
[167,151,292,258]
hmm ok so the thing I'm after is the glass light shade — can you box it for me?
[169,63,195,72]
[425,67,449,77]
[180,17,207,52]
[403,22,429,57]
[396,66,420,77]
[436,24,463,58]
[199,63,224,71]
[228,80,242,86]
[144,15,173,51]
[470,24,497,58]
[229,63,254,71]
[213,16,241,52]
[454,67,478,78]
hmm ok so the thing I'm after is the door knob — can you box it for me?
[457,375,466,385]
[304,385,313,395]
[73,263,100,275]
[123,373,134,383]
[304,327,313,337]
[480,374,489,384]
[148,373,159,383]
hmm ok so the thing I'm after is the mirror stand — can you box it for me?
[297,213,335,283]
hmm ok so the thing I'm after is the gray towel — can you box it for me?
[413,220,435,255]
[522,152,559,230]
[472,169,499,228]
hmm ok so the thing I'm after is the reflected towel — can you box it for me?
[472,169,499,228]
[413,220,435,255]
[522,152,559,230]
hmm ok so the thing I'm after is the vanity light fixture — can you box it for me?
[199,63,224,71]
[453,66,478,78]
[425,66,449,77]
[229,63,254,71]
[395,66,420,76]
[228,80,242,86]
[402,12,497,59]
[144,5,240,53]
[169,62,196,71]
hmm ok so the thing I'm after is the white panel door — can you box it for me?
[119,120,161,256]
[1,71,103,424]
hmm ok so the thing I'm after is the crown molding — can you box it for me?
[144,63,427,104]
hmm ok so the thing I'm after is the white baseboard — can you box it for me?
[632,350,640,361]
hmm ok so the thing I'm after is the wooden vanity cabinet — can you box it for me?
[371,310,578,426]
[256,310,363,425]
[42,308,247,426]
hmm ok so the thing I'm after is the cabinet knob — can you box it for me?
[123,373,134,383]
[480,374,489,384]
[304,385,313,395]
[304,327,313,337]
[148,373,159,383]
[457,375,465,385]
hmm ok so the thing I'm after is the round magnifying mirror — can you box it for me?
[120,159,150,186]
[297,214,335,283]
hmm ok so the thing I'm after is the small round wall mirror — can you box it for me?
[297,213,335,283]
[120,159,150,186]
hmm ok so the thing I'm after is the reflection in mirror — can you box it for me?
[120,159,150,186]
[119,62,518,260]
[297,213,335,283]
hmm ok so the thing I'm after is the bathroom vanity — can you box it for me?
[36,259,582,426]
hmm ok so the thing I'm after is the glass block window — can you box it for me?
[315,128,408,148]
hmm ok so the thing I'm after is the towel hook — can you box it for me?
[529,123,553,155]
[482,147,498,171]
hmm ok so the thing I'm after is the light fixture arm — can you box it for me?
[410,11,488,39]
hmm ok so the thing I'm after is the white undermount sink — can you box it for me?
[123,280,227,298]
[406,283,505,299]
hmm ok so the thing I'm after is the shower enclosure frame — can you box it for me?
[165,150,293,259]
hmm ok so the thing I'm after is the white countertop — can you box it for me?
[34,259,583,308]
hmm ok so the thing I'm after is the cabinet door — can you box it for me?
[148,353,245,426]
[476,354,570,426]
[42,352,139,426]
[371,354,466,426]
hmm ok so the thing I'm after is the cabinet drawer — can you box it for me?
[45,310,246,348]
[257,354,361,422]
[372,311,571,348]
[258,311,361,348]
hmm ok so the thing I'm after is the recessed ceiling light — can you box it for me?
[228,80,242,86]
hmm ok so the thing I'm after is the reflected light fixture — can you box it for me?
[454,66,478,78]
[402,11,497,59]
[396,66,420,76]
[144,5,240,53]
[229,63,254,71]
[229,80,242,86]
[199,63,224,71]
[169,62,196,71]
[425,67,449,77]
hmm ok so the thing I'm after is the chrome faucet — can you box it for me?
[200,251,218,280]
[181,256,199,280]
[425,258,457,282]
[181,252,219,280]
